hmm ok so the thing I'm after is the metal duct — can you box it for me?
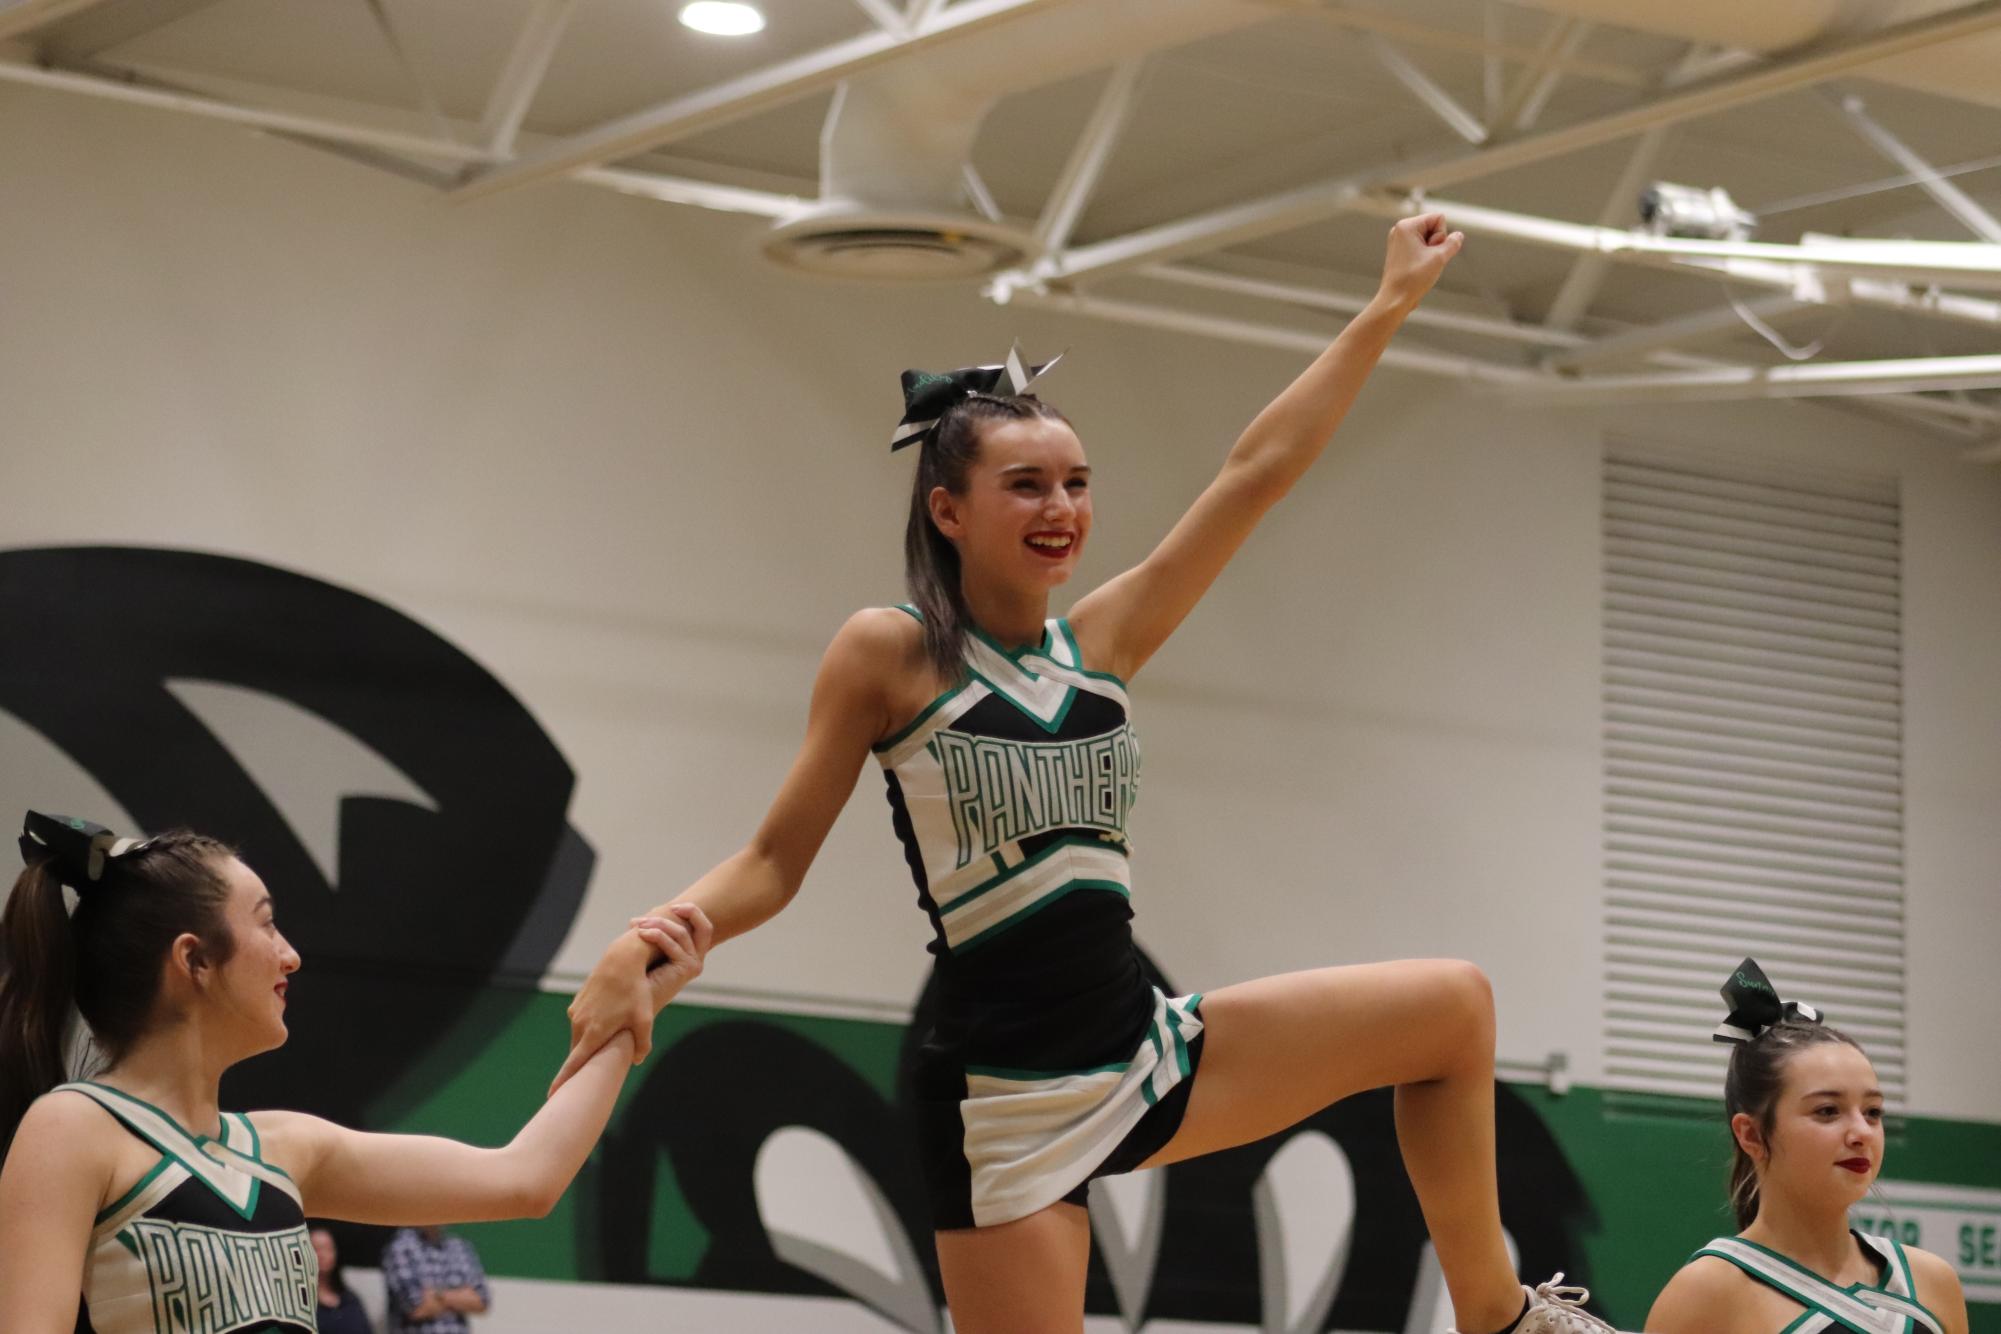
[765,0,1269,279]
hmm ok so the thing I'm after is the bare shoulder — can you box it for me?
[1903,1246,1968,1333]
[3,1089,123,1193]
[826,607,936,733]
[18,1087,123,1146]
[245,1108,333,1178]
[833,605,924,665]
[1646,1255,1758,1333]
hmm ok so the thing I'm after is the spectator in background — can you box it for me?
[312,1225,375,1334]
[382,1224,491,1334]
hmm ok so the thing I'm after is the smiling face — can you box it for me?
[198,856,301,1058]
[1737,1041,1885,1215]
[930,414,1092,596]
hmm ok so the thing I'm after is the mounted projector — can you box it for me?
[1638,182,1758,241]
[763,204,1035,282]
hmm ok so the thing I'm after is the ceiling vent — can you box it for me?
[756,0,1267,282]
[763,206,1033,281]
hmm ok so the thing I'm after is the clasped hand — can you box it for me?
[548,903,714,1096]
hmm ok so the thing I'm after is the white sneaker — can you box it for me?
[1452,1274,1623,1334]
[1513,1273,1622,1333]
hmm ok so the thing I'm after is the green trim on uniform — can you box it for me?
[952,879,1132,953]
[875,678,973,753]
[1694,1235,1945,1334]
[1888,1237,1916,1308]
[970,623,1051,663]
[95,1156,174,1225]
[78,1080,217,1143]
[965,662,1077,735]
[1692,1245,1826,1316]
[71,1082,264,1222]
[939,833,1128,915]
[1052,618,1131,688]
[1055,618,1082,666]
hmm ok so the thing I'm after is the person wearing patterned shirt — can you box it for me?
[1646,961,1967,1334]
[0,813,709,1334]
[380,1226,488,1334]
[564,216,1616,1334]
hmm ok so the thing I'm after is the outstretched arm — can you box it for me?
[264,1034,631,1224]
[258,920,696,1224]
[549,607,902,1091]
[1069,213,1462,680]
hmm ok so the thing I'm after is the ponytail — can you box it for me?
[0,859,79,1158]
[902,391,1071,682]
[0,827,235,1159]
[1727,1131,1761,1231]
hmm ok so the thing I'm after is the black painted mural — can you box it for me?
[2,544,1607,1329]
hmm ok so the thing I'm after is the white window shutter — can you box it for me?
[1601,445,1906,1105]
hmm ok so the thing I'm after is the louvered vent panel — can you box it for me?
[1601,448,1905,1104]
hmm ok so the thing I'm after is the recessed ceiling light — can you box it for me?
[679,1,764,35]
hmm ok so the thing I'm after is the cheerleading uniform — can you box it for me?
[875,608,1203,1229]
[1690,1231,1946,1334]
[58,1081,316,1334]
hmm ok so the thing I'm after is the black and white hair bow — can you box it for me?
[1713,957,1822,1046]
[18,810,152,892]
[889,342,1063,451]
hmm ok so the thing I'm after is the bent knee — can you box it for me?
[1429,958,1494,1029]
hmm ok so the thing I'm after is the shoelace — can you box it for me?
[1530,1273,1619,1332]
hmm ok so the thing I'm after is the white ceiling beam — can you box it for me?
[1825,88,2001,244]
[478,0,579,158]
[37,0,222,61]
[450,0,1066,203]
[575,167,804,218]
[903,0,950,34]
[1511,23,1592,131]
[1350,191,2001,295]
[1320,6,1649,89]
[1013,0,2001,289]
[1492,16,1589,134]
[1385,0,2001,196]
[1543,296,1811,371]
[849,0,907,34]
[996,285,1544,385]
[996,283,1999,427]
[1139,262,1570,348]
[1034,57,1145,254]
[1541,124,1672,330]
[1517,355,2001,407]
[1363,34,1486,144]
[0,57,493,161]
[1482,2,1505,119]
[0,0,116,42]
[961,163,1004,223]
[1132,261,1904,390]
